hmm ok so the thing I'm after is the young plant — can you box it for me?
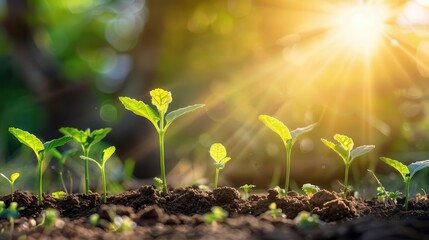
[209,143,231,189]
[259,115,316,191]
[50,148,77,194]
[302,183,320,197]
[321,134,374,198]
[203,206,228,224]
[274,186,287,197]
[266,202,285,218]
[0,172,19,201]
[119,88,204,194]
[80,146,116,203]
[367,169,397,206]
[51,191,67,200]
[240,184,255,200]
[380,157,429,210]
[59,127,111,194]
[8,127,72,205]
[153,177,163,192]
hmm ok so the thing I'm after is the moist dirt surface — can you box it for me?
[1,186,429,239]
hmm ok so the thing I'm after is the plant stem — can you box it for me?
[37,159,43,205]
[159,113,168,194]
[405,178,410,211]
[102,167,107,204]
[83,148,90,194]
[10,183,13,202]
[344,164,350,198]
[285,143,292,192]
[214,169,220,189]
[59,172,68,195]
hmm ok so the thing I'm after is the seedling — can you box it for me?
[59,127,111,194]
[0,172,20,201]
[293,211,324,229]
[259,115,316,191]
[51,191,67,200]
[367,169,396,206]
[380,157,429,210]
[209,143,232,189]
[274,186,287,197]
[302,183,320,197]
[203,206,228,224]
[240,184,255,200]
[119,88,204,194]
[8,127,72,205]
[40,208,63,232]
[266,202,285,218]
[321,134,374,198]
[153,177,163,192]
[80,146,116,203]
[50,148,78,194]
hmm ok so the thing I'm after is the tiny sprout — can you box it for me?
[240,184,255,200]
[119,89,204,194]
[88,214,100,226]
[302,183,320,197]
[321,134,374,198]
[51,191,67,200]
[274,186,287,197]
[377,187,401,204]
[80,146,116,203]
[203,206,228,224]
[266,202,285,218]
[209,143,232,189]
[9,127,72,205]
[0,172,20,201]
[153,177,164,192]
[293,211,324,229]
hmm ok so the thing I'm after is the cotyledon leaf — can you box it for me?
[8,127,44,157]
[165,104,205,126]
[290,123,317,144]
[119,97,160,127]
[380,157,409,181]
[408,159,429,179]
[350,145,375,161]
[259,115,291,143]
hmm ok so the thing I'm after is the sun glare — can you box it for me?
[331,4,388,53]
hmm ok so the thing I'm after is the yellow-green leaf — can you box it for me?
[259,115,291,143]
[380,157,409,181]
[59,127,87,144]
[165,104,205,126]
[119,97,160,127]
[10,173,20,183]
[150,88,172,114]
[334,134,354,152]
[321,138,348,164]
[102,146,116,163]
[210,143,227,162]
[9,127,44,157]
[44,136,72,152]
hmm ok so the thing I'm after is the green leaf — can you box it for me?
[290,123,317,144]
[87,128,111,147]
[10,173,20,183]
[259,115,291,143]
[8,127,44,157]
[102,146,116,163]
[380,157,409,181]
[119,97,160,127]
[321,138,348,164]
[0,174,10,183]
[165,104,205,126]
[350,145,375,160]
[59,127,87,144]
[150,88,172,114]
[220,157,231,164]
[44,136,72,152]
[408,160,429,179]
[51,191,67,199]
[334,134,354,152]
[210,143,227,162]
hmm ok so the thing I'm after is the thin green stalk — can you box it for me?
[102,166,107,203]
[214,169,220,189]
[59,172,68,195]
[159,113,168,194]
[83,148,90,194]
[37,159,43,205]
[285,143,292,192]
[405,177,410,210]
[344,164,350,198]
[10,183,13,202]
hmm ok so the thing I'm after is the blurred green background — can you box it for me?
[1,0,429,195]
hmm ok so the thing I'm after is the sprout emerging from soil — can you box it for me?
[153,177,164,192]
[294,211,324,229]
[302,183,320,197]
[51,191,67,200]
[59,127,111,195]
[321,134,374,198]
[266,202,285,218]
[80,146,116,203]
[0,172,20,201]
[259,115,316,191]
[203,206,228,224]
[209,143,232,189]
[240,184,255,200]
[8,127,72,205]
[274,186,287,197]
[380,157,429,210]
[119,88,204,194]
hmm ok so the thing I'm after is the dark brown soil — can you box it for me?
[0,186,428,239]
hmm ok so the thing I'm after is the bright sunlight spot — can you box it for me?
[331,4,388,53]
